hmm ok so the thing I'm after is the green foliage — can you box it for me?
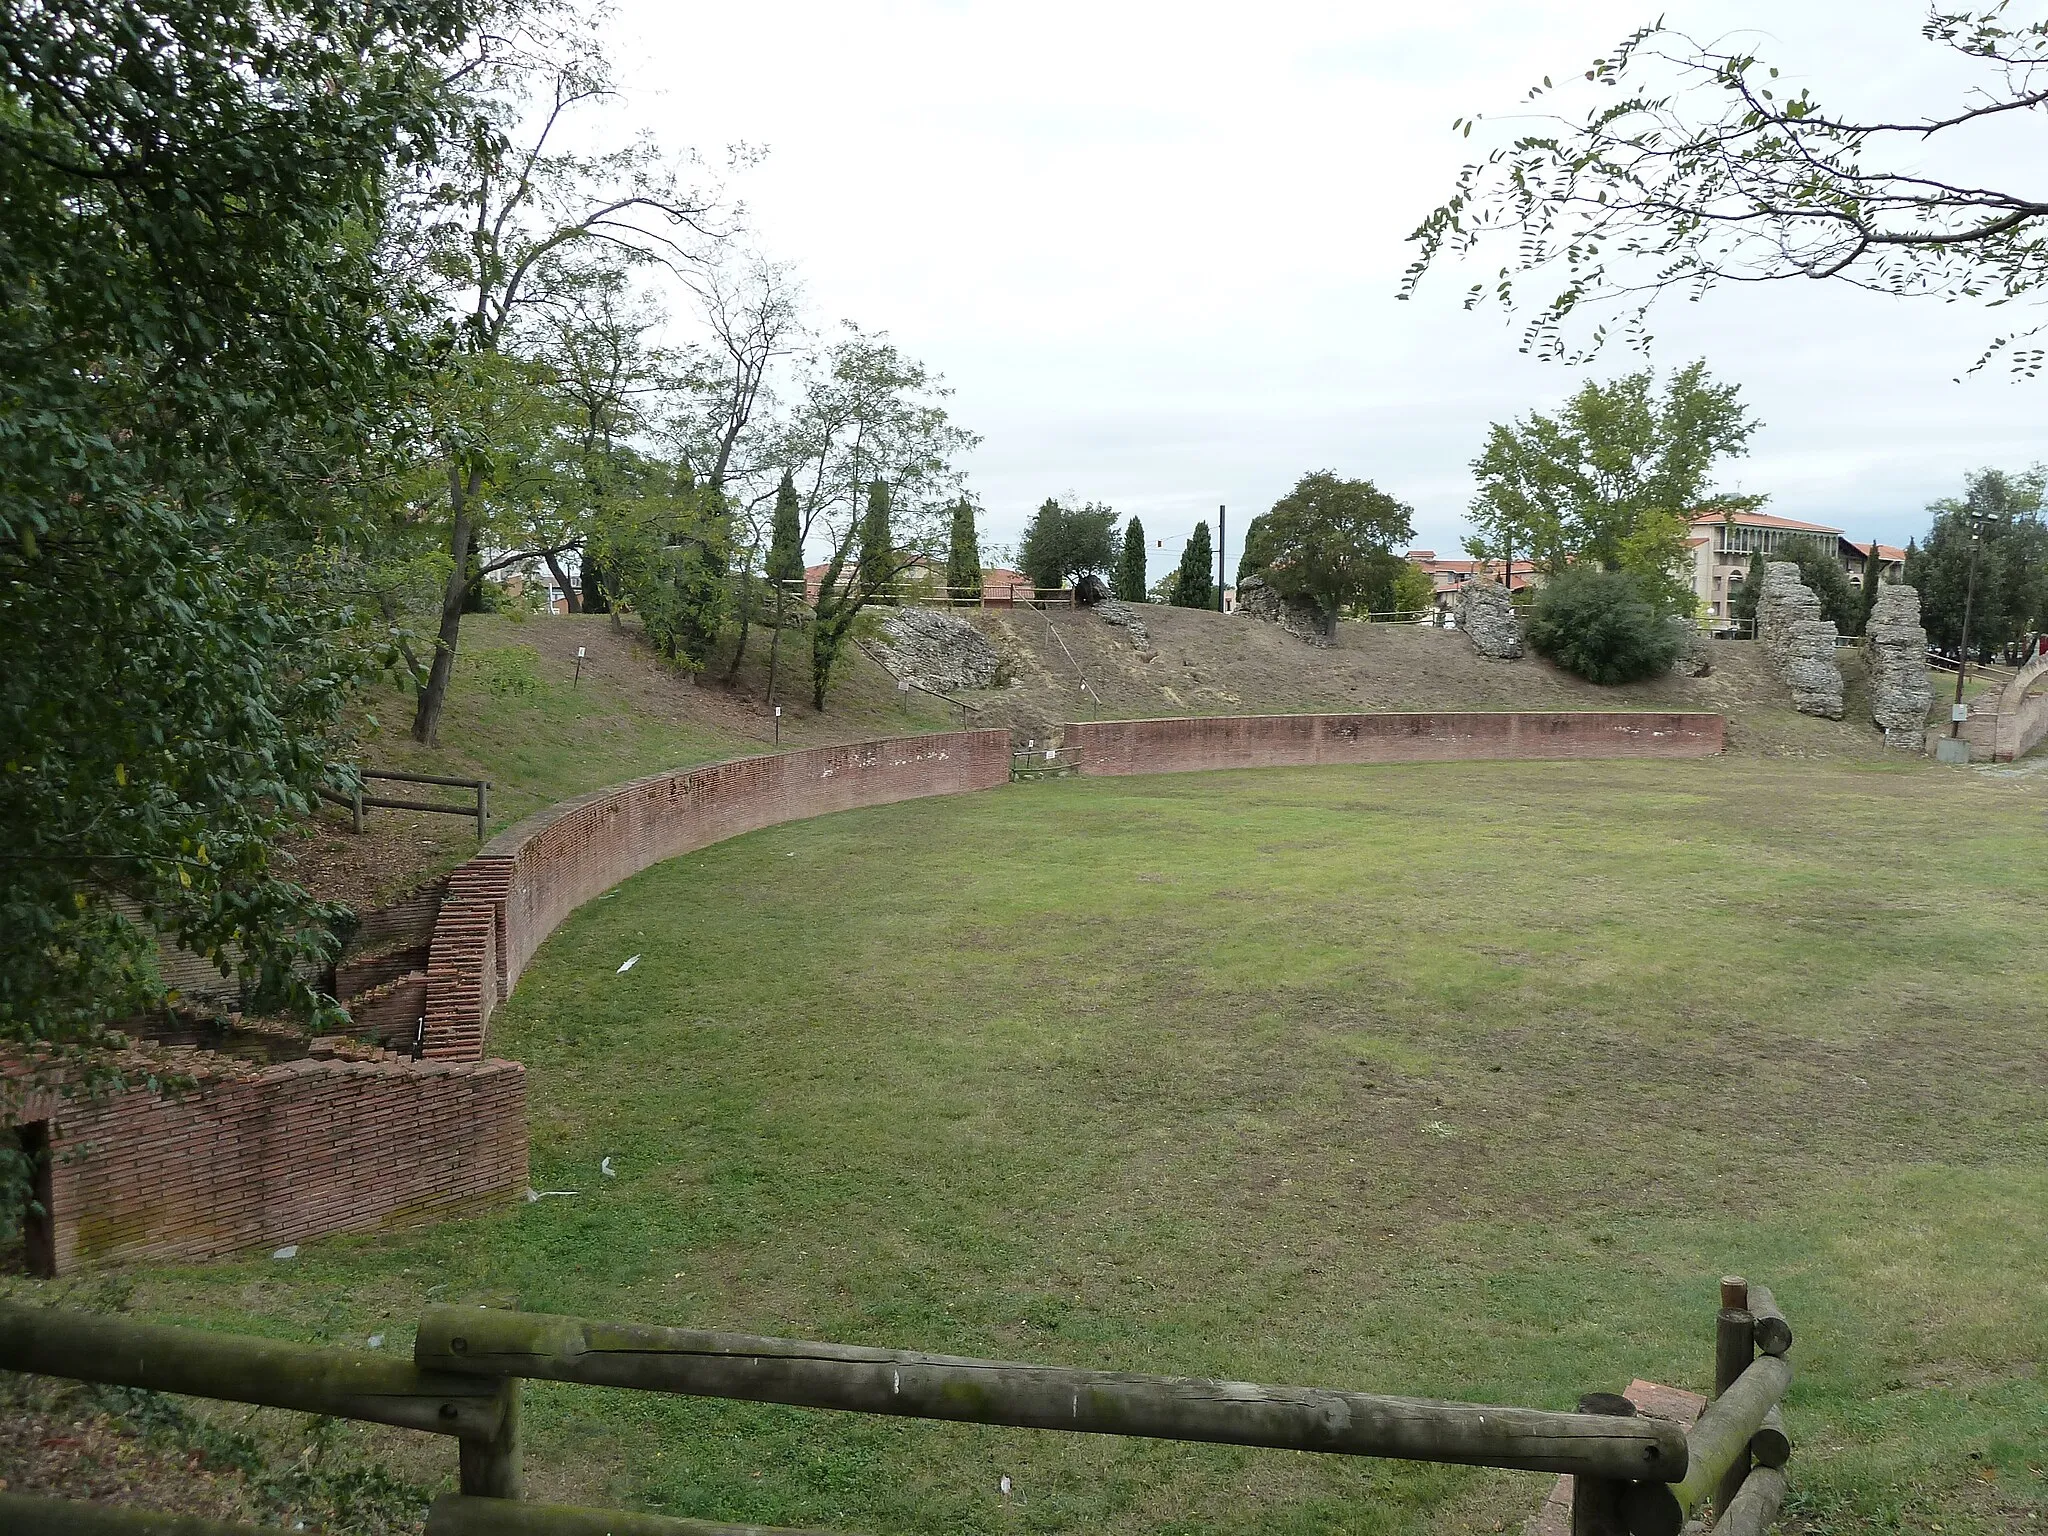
[1730,551,1766,626]
[858,480,895,601]
[1171,521,1216,609]
[1405,11,2048,374]
[1466,362,1759,614]
[945,501,983,598]
[1859,540,1886,634]
[1785,545,1863,635]
[1114,518,1148,603]
[1525,567,1683,684]
[1906,467,2048,655]
[590,471,732,670]
[1019,499,1116,591]
[1389,560,1438,618]
[1236,513,1270,586]
[0,0,477,1065]
[1242,471,1414,632]
[767,474,806,598]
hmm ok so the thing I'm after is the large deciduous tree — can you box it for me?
[1240,472,1415,636]
[781,329,977,709]
[1019,499,1117,591]
[0,0,477,1077]
[1403,7,2048,374]
[1906,467,2048,655]
[406,23,726,743]
[1467,362,1760,615]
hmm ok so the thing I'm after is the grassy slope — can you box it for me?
[292,612,964,908]
[966,605,1898,761]
[298,604,1912,909]
[59,755,2048,1535]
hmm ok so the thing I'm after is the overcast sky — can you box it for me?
[605,0,2046,576]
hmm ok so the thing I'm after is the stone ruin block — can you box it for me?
[1865,582,1932,750]
[1756,562,1843,719]
[1457,579,1522,660]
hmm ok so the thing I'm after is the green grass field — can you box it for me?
[58,757,2048,1534]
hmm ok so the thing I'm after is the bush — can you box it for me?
[1525,568,1683,684]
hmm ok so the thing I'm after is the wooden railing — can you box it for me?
[318,768,491,840]
[0,1276,1794,1535]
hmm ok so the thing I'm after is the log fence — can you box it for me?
[0,1275,1794,1535]
[317,768,491,840]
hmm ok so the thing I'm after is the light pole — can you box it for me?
[1950,510,1998,739]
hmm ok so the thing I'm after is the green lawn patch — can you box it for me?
[39,757,2048,1534]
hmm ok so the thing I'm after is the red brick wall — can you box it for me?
[20,1056,525,1273]
[1065,711,1725,776]
[422,730,1013,1057]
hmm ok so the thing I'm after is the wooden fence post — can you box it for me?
[457,1375,523,1500]
[351,785,365,835]
[475,781,489,842]
[1570,1393,1635,1536]
[1715,1275,1756,1519]
[457,1296,523,1501]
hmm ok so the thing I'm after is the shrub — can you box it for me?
[1525,567,1683,684]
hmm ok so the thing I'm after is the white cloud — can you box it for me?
[606,0,2048,568]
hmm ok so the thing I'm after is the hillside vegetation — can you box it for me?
[297,604,1909,909]
[962,604,1897,758]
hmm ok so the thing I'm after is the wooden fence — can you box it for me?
[0,1276,1794,1535]
[317,769,491,841]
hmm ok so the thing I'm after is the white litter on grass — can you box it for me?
[366,1335,384,1349]
[617,954,640,973]
[271,1246,297,1260]
[999,1476,1012,1496]
[600,1156,616,1178]
[525,1188,579,1201]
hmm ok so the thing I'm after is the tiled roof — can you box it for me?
[1687,509,1843,535]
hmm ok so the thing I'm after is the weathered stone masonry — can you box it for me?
[1755,562,1844,719]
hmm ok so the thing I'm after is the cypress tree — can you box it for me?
[858,479,894,602]
[1171,521,1215,609]
[1730,549,1765,626]
[763,472,804,705]
[946,499,982,599]
[1115,517,1147,602]
[1859,536,1885,634]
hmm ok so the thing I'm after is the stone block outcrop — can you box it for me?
[870,608,1003,691]
[1457,580,1522,660]
[1866,583,1932,750]
[1756,562,1843,719]
[1237,574,1329,646]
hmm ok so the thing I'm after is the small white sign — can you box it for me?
[576,647,586,658]
[1952,703,1970,723]
[775,705,783,717]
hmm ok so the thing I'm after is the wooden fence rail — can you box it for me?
[317,768,490,839]
[1,1275,1794,1536]
[412,1307,1686,1480]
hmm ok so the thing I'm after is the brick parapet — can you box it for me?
[13,1055,526,1273]
[1064,711,1725,776]
[420,730,1013,1057]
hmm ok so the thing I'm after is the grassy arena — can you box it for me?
[113,758,2047,1532]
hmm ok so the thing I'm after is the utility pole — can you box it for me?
[1951,510,1995,739]
[1217,504,1226,612]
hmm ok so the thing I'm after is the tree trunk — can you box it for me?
[723,557,755,683]
[541,549,579,614]
[412,464,482,746]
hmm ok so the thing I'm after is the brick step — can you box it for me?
[341,970,428,1048]
[336,943,430,1001]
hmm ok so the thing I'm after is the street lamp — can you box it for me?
[1950,509,2002,740]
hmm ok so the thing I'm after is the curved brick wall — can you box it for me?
[1065,711,1724,776]
[423,730,1014,1058]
